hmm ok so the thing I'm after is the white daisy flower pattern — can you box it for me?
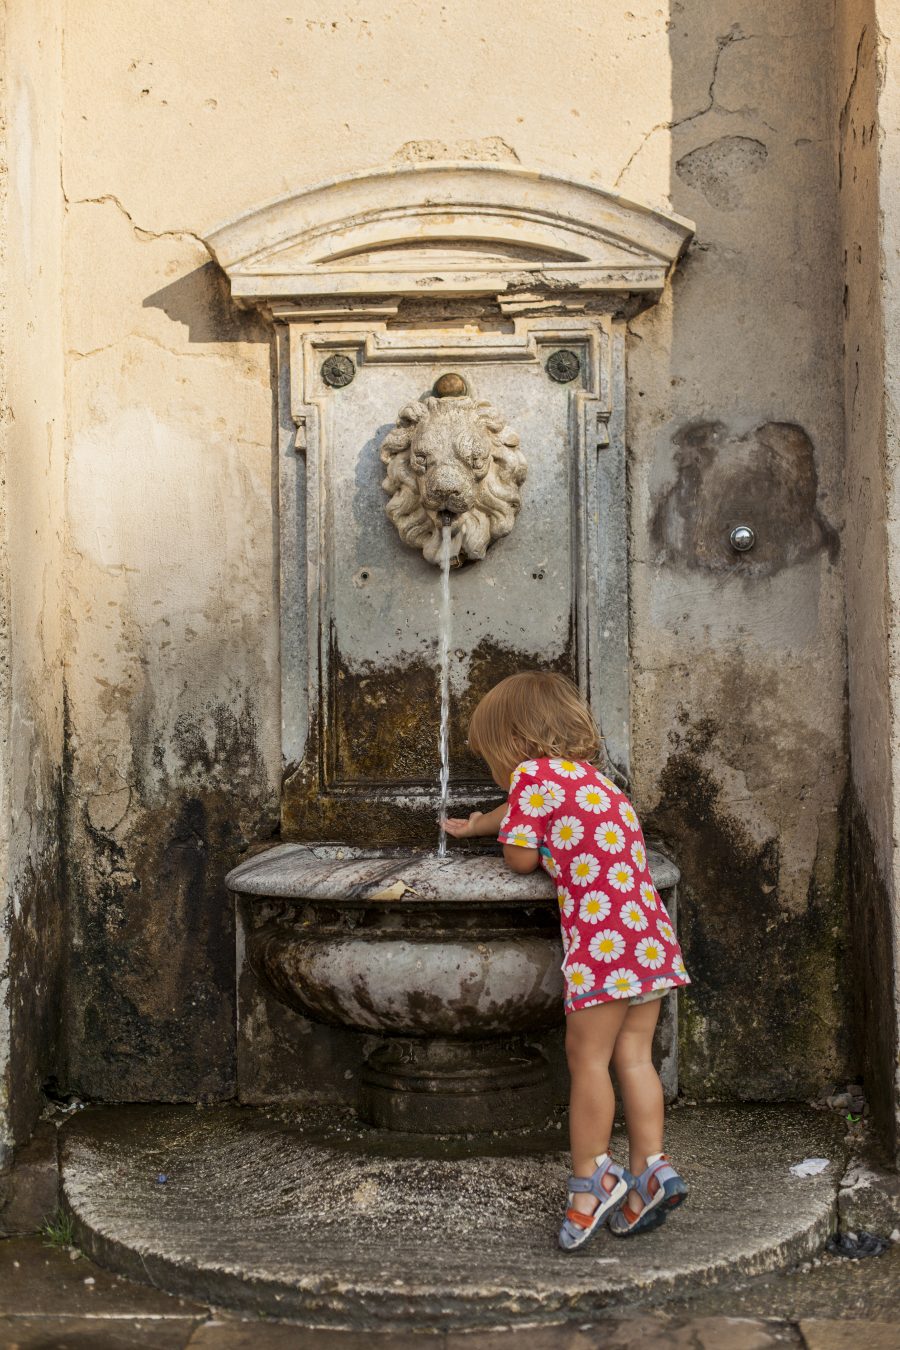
[635,936,666,969]
[519,783,555,817]
[657,918,676,944]
[578,890,611,924]
[575,783,611,814]
[619,801,639,830]
[551,816,583,851]
[607,861,635,893]
[495,761,689,1007]
[562,926,581,959]
[509,760,540,789]
[604,967,641,999]
[570,853,601,887]
[639,881,658,910]
[589,929,625,963]
[595,821,625,854]
[550,758,587,780]
[620,900,648,932]
[565,962,594,995]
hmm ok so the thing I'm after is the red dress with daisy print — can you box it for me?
[497,757,690,1013]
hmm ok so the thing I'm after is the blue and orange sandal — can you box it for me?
[608,1152,688,1237]
[558,1153,628,1252]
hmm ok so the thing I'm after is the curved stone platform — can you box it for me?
[61,1103,844,1330]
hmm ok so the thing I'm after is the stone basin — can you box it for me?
[226,843,679,1133]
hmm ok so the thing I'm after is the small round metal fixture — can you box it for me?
[729,524,756,553]
[433,372,468,398]
[321,354,355,388]
[546,349,581,383]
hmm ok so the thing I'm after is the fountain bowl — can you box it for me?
[227,844,680,1133]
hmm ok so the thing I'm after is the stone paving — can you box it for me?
[2,1233,900,1349]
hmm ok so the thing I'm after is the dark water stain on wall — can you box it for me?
[5,756,65,1148]
[648,717,848,1101]
[284,630,576,848]
[652,421,839,577]
[63,692,277,1102]
[847,792,900,1162]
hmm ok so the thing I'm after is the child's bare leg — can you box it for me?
[611,997,665,1211]
[565,1000,629,1216]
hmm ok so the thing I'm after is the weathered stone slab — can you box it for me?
[61,1103,842,1330]
[0,1122,58,1235]
[0,1234,207,1319]
[837,1158,900,1235]
[0,1317,200,1349]
[799,1320,900,1350]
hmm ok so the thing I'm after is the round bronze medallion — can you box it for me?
[546,349,581,383]
[321,354,356,388]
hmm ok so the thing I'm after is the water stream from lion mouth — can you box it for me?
[437,524,452,858]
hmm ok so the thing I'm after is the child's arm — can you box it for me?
[442,802,508,839]
[502,842,541,874]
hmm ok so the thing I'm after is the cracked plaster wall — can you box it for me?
[0,0,66,1157]
[629,0,847,1101]
[51,0,850,1105]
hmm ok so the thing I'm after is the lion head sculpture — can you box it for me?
[379,395,527,564]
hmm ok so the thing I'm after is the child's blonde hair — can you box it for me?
[468,671,602,785]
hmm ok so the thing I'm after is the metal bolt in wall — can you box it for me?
[729,525,756,553]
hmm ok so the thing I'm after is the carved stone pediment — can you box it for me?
[205,163,693,305]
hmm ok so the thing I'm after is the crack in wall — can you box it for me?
[839,25,869,190]
[67,332,238,363]
[615,27,760,187]
[59,169,213,256]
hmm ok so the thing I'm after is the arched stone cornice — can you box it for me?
[204,163,694,306]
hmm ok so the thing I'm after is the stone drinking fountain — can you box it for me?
[215,164,693,1133]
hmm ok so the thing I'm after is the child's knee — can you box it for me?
[612,1035,654,1075]
[565,1022,610,1072]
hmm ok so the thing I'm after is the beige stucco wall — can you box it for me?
[0,0,66,1156]
[50,0,850,1105]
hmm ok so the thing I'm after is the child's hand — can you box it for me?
[442,812,487,839]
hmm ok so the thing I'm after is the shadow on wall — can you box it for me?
[649,2,848,1101]
[143,261,269,343]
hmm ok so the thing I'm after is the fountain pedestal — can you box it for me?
[359,1038,551,1133]
[227,844,680,1133]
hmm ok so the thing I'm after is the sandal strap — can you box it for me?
[634,1154,680,1205]
[565,1206,596,1230]
[567,1176,597,1194]
[567,1154,624,1199]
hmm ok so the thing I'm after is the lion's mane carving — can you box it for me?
[379,396,527,564]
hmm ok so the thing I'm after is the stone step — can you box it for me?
[60,1102,845,1331]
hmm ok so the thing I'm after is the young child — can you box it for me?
[443,671,690,1251]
